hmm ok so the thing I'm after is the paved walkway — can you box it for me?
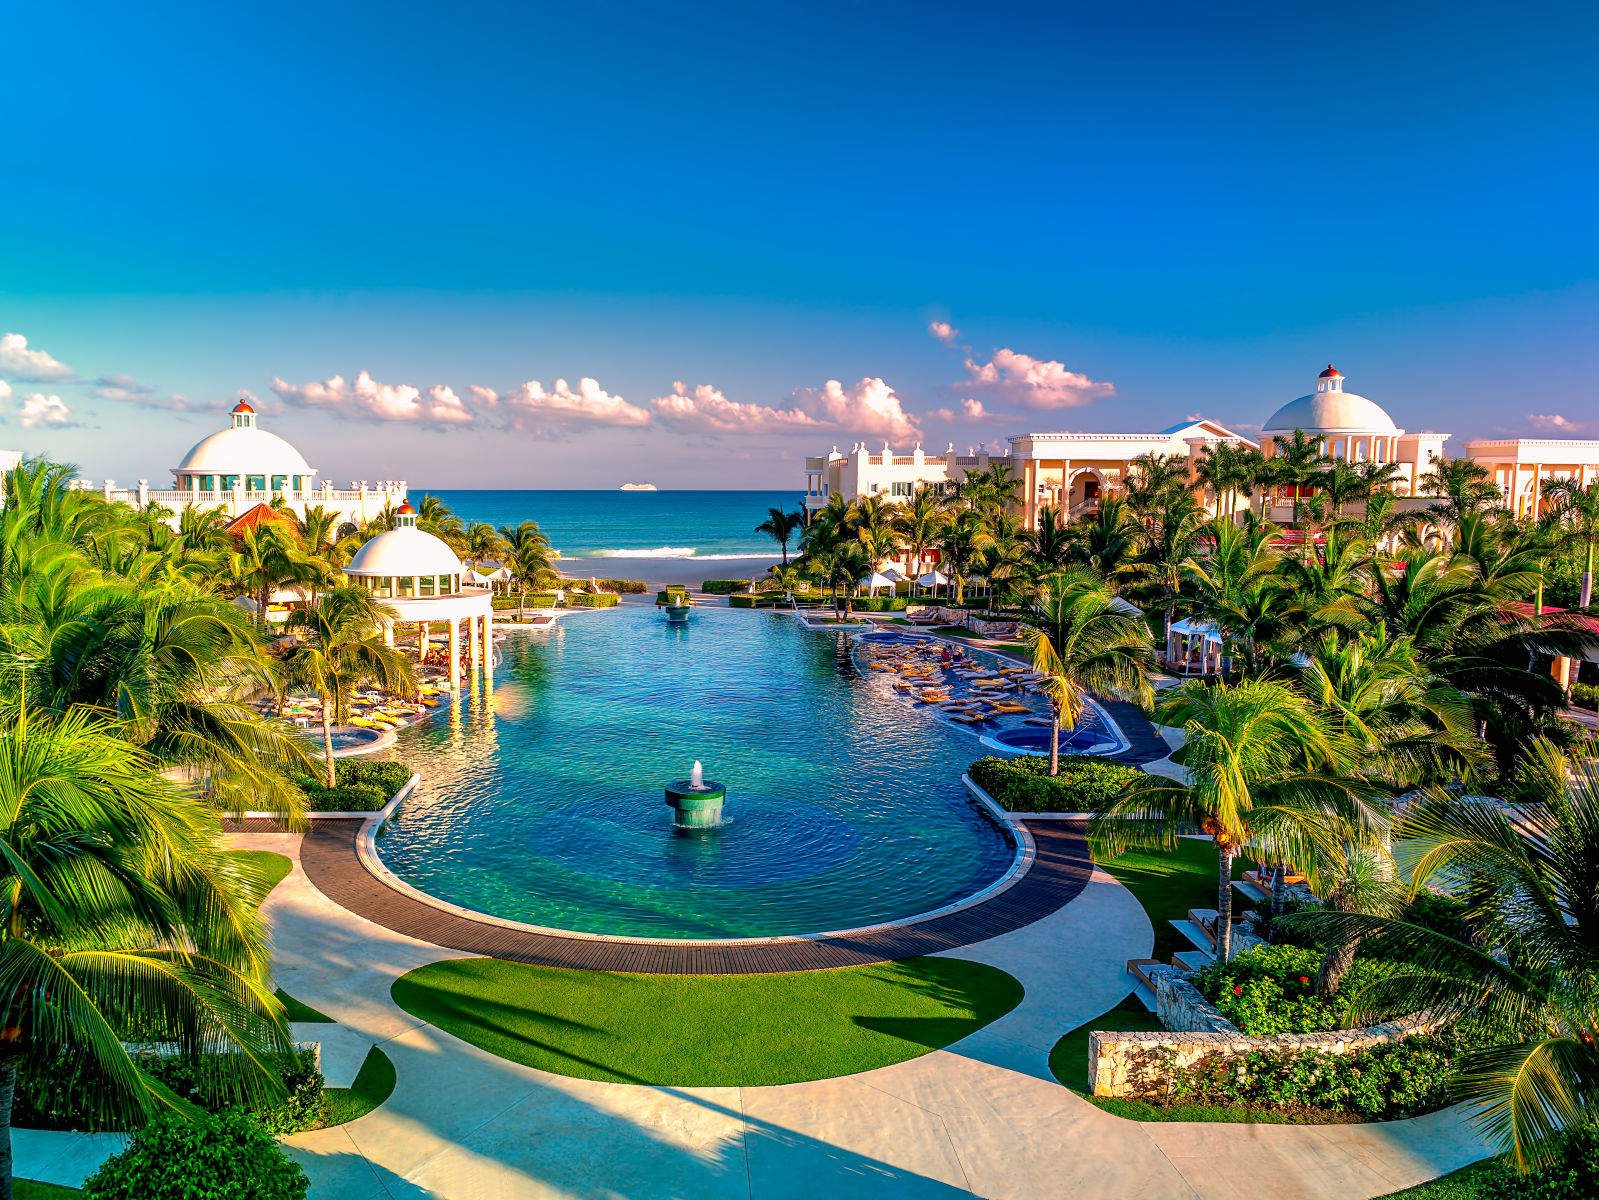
[19,831,1489,1199]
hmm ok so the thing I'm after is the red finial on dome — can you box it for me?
[1318,364,1342,379]
[232,398,255,414]
[396,502,416,515]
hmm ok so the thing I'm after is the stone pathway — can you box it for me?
[19,830,1493,1198]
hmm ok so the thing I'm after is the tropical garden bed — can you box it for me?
[283,758,413,813]
[970,754,1144,813]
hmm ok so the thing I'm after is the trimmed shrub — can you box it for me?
[968,755,1142,813]
[288,759,410,813]
[701,579,749,594]
[728,593,762,609]
[566,591,619,608]
[851,596,909,612]
[561,577,645,594]
[84,1109,309,1200]
[1571,681,1599,712]
[655,588,690,604]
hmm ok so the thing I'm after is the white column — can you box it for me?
[469,611,481,678]
[418,621,430,665]
[447,618,460,693]
[482,613,494,680]
[382,621,394,650]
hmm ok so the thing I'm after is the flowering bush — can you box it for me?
[1193,944,1400,1035]
[1161,1037,1455,1118]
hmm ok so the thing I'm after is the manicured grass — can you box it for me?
[321,1046,396,1126]
[1374,1161,1505,1199]
[1047,994,1161,1093]
[274,986,333,1023]
[230,849,293,900]
[1093,837,1241,962]
[392,956,1024,1086]
[18,1183,81,1199]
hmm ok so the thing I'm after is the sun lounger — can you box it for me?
[989,701,1030,714]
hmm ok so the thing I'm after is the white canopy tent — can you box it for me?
[858,570,897,596]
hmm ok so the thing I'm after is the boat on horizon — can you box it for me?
[619,482,658,491]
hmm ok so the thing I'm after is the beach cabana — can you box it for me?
[915,569,949,596]
[1166,617,1226,676]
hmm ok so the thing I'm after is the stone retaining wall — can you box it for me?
[1088,967,1441,1098]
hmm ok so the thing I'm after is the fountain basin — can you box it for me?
[664,780,727,828]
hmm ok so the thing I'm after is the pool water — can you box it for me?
[376,605,1018,939]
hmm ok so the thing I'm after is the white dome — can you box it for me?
[1262,370,1402,436]
[346,526,462,578]
[175,425,314,476]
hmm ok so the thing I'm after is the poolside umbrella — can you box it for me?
[859,570,895,596]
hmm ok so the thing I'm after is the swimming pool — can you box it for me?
[374,606,1019,940]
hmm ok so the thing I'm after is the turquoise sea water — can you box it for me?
[421,489,797,561]
[375,606,1017,939]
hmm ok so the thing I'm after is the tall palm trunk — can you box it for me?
[1049,709,1061,777]
[1215,841,1237,963]
[1270,862,1287,918]
[319,704,337,787]
[0,1057,16,1200]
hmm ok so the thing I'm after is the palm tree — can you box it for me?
[415,494,466,552]
[1418,452,1504,528]
[754,507,804,566]
[935,508,992,605]
[1541,477,1599,609]
[1093,677,1378,962]
[850,495,903,572]
[1072,495,1139,580]
[981,512,1032,613]
[1027,505,1072,572]
[895,488,947,581]
[1301,741,1599,1168]
[464,522,507,571]
[1026,569,1153,775]
[282,587,416,786]
[224,523,325,633]
[1318,459,1371,519]
[0,703,295,1198]
[1193,441,1250,519]
[1271,430,1331,527]
[497,521,558,618]
[294,505,340,555]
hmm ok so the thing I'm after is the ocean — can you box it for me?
[420,489,799,586]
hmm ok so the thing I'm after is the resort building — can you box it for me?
[344,502,494,694]
[800,363,1599,530]
[68,399,407,527]
[1462,437,1599,519]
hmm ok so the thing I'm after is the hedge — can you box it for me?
[565,591,619,608]
[969,755,1142,813]
[656,588,690,604]
[561,577,645,594]
[1572,681,1599,711]
[1192,945,1400,1035]
[701,579,750,594]
[288,759,411,813]
[84,1109,309,1200]
[850,596,908,612]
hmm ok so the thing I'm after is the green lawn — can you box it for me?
[321,1046,397,1126]
[274,986,333,1023]
[392,955,1023,1086]
[18,1183,81,1199]
[230,849,293,900]
[1374,1161,1506,1198]
[1094,836,1241,962]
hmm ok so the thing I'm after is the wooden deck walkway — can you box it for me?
[295,818,1094,975]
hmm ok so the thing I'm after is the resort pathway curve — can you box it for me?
[19,824,1491,1199]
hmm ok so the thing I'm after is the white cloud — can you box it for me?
[1529,412,1589,434]
[651,382,827,434]
[928,320,960,345]
[18,393,72,428]
[90,373,230,414]
[472,377,650,438]
[269,371,473,426]
[0,380,10,401]
[0,333,73,382]
[788,377,921,441]
[962,347,1113,410]
[927,397,990,424]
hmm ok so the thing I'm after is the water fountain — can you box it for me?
[663,759,726,829]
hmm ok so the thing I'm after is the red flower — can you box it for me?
[1233,985,1243,995]
[1298,976,1310,984]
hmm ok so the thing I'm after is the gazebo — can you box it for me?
[344,504,495,693]
[1166,618,1226,677]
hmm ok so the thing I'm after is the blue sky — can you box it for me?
[3,1,1595,487]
